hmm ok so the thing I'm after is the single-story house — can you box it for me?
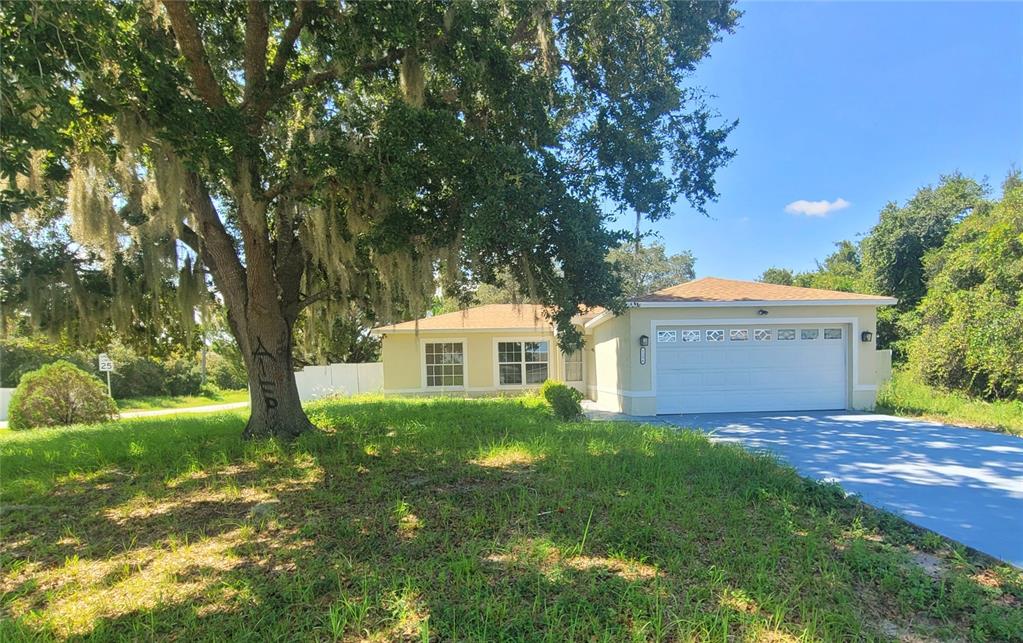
[372,277,897,415]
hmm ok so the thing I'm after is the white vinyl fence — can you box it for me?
[0,388,12,422]
[294,363,383,402]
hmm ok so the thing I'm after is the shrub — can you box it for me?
[906,181,1023,400]
[7,361,118,430]
[539,380,583,421]
[205,351,247,390]
[0,337,88,388]
[103,351,167,398]
[163,355,203,397]
[198,381,223,398]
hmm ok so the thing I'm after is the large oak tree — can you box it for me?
[2,0,738,438]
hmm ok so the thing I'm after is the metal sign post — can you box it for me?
[98,353,114,397]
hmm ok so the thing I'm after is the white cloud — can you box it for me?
[784,198,851,217]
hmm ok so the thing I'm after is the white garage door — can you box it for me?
[654,325,848,414]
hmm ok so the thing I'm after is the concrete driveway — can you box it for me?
[587,406,1023,567]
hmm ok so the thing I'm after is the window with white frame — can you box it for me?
[681,329,701,342]
[729,329,749,341]
[656,330,677,343]
[706,329,724,342]
[777,329,796,340]
[801,328,819,340]
[498,340,549,385]
[753,329,772,341]
[823,328,843,340]
[564,350,583,382]
[424,342,464,387]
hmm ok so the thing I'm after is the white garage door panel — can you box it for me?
[655,326,847,414]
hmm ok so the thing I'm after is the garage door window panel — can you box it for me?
[706,329,724,342]
[801,329,819,340]
[823,328,843,340]
[730,329,749,341]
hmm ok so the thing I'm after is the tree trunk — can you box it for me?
[237,309,315,440]
[180,168,314,440]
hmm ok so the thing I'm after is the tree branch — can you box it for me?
[179,223,201,254]
[181,170,248,317]
[296,288,335,312]
[243,0,268,103]
[278,48,405,97]
[266,1,311,88]
[264,175,314,203]
[162,0,228,109]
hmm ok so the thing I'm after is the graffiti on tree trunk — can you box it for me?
[251,337,279,412]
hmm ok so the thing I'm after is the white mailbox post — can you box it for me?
[98,353,114,397]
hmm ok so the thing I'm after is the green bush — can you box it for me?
[0,337,237,399]
[539,380,583,421]
[103,347,168,398]
[0,337,88,388]
[205,351,247,390]
[162,355,203,397]
[906,181,1023,400]
[198,381,223,398]
[7,361,118,430]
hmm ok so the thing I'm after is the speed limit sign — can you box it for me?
[98,353,114,372]
[98,353,114,396]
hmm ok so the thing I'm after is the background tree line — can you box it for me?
[2,219,693,398]
[758,171,1023,401]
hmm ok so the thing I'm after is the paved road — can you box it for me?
[586,406,1023,567]
[118,401,249,419]
[0,401,248,429]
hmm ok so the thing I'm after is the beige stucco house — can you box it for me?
[372,277,896,416]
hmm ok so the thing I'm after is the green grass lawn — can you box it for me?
[115,388,248,412]
[878,370,1023,437]
[1,396,1020,641]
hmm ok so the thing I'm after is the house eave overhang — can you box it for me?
[582,297,898,331]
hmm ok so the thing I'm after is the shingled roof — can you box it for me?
[374,278,894,333]
[631,277,893,303]
[373,303,603,333]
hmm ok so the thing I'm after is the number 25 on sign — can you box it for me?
[98,353,114,396]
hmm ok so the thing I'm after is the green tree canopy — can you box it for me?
[793,240,864,293]
[861,174,986,311]
[606,240,696,298]
[907,175,1023,399]
[756,267,795,286]
[1,0,738,438]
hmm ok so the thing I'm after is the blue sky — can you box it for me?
[616,1,1023,280]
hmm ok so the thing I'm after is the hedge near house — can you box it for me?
[7,361,118,430]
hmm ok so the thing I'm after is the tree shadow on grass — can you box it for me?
[2,397,1020,641]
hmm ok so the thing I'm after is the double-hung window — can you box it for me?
[498,340,549,385]
[564,350,583,382]
[424,342,464,387]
